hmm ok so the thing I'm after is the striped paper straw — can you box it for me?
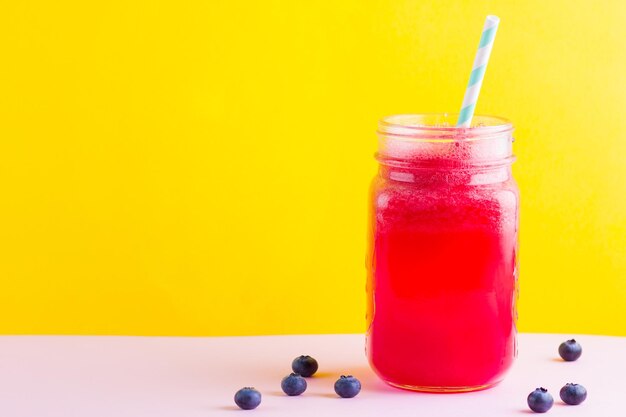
[457,15,500,127]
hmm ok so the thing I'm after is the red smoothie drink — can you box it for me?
[366,114,519,392]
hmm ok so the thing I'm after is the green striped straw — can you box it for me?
[457,15,500,127]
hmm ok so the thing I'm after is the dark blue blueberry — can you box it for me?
[281,373,307,396]
[291,355,318,377]
[234,387,261,410]
[334,375,361,398]
[560,383,587,405]
[558,339,582,361]
[527,387,554,413]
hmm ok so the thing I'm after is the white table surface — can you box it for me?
[0,333,624,416]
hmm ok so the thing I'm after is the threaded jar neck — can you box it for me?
[377,113,514,169]
[376,114,515,185]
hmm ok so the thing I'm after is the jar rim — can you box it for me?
[378,113,513,141]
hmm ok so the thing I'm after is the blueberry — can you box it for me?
[334,375,361,398]
[291,355,318,377]
[527,387,554,413]
[234,387,261,410]
[558,339,582,361]
[560,383,587,405]
[281,373,307,396]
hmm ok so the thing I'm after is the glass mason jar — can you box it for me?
[365,113,519,392]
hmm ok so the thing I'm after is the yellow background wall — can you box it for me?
[1,1,624,336]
